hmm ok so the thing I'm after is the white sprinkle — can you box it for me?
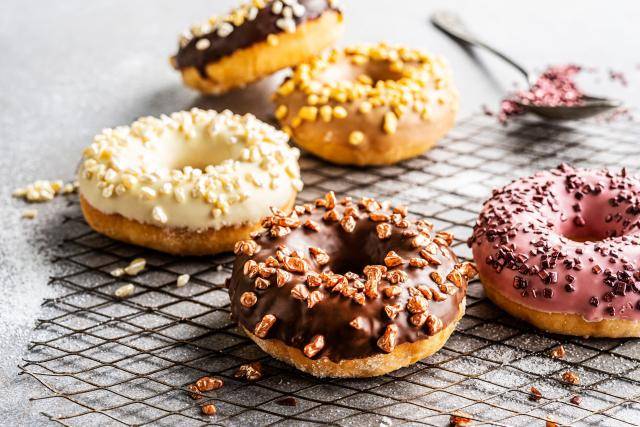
[195,38,211,50]
[292,3,306,17]
[272,0,283,14]
[247,6,259,20]
[276,17,296,33]
[152,206,168,224]
[124,258,146,276]
[217,22,233,38]
[115,283,135,298]
[176,274,190,288]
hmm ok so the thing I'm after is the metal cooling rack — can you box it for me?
[20,114,640,426]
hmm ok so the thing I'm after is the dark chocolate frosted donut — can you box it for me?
[171,0,343,94]
[228,192,476,377]
[469,164,640,337]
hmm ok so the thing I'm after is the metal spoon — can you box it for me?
[431,10,621,120]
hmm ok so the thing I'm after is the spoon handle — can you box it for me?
[431,10,533,85]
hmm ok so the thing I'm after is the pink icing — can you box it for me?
[469,164,640,322]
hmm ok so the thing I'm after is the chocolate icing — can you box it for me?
[469,164,640,321]
[173,0,340,74]
[227,195,470,362]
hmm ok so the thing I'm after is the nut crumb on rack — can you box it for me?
[115,283,135,298]
[529,386,543,401]
[234,362,262,381]
[13,179,78,203]
[124,258,146,276]
[201,403,217,415]
[176,274,190,287]
[550,345,566,359]
[449,411,473,426]
[21,209,38,219]
[562,370,580,385]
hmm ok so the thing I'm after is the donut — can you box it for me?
[272,43,459,166]
[171,0,343,95]
[469,164,640,337]
[227,192,476,377]
[78,109,302,256]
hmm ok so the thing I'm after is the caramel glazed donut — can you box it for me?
[228,192,477,377]
[470,164,640,338]
[171,0,343,95]
[273,43,459,166]
[78,109,303,256]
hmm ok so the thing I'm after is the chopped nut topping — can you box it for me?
[353,293,365,305]
[234,362,262,381]
[411,234,430,248]
[447,269,464,288]
[550,345,566,359]
[307,290,324,308]
[384,303,402,319]
[348,131,365,146]
[264,256,279,268]
[276,269,291,287]
[377,324,399,353]
[393,205,408,217]
[383,285,401,298]
[303,335,325,358]
[309,247,330,265]
[425,314,443,335]
[303,219,320,231]
[306,272,323,287]
[417,285,433,300]
[387,270,408,284]
[258,265,276,278]
[430,271,444,285]
[546,417,558,427]
[384,251,405,267]
[562,371,580,385]
[431,288,447,301]
[323,209,339,222]
[234,240,260,256]
[376,223,392,240]
[196,376,224,392]
[460,262,478,279]
[283,256,307,273]
[325,191,337,209]
[254,277,270,290]
[436,231,454,245]
[407,294,428,313]
[244,260,259,277]
[240,291,257,308]
[291,284,309,300]
[419,249,442,266]
[340,215,356,233]
[409,312,428,327]
[409,257,428,268]
[254,314,276,338]
[369,212,390,222]
[350,316,364,329]
[201,404,217,416]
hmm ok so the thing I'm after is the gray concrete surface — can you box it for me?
[1,0,639,424]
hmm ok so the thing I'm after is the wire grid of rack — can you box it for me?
[19,113,640,426]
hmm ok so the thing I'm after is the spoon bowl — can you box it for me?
[431,11,622,121]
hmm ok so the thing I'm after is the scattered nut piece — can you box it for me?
[115,283,135,298]
[234,362,262,381]
[176,274,190,288]
[449,411,473,426]
[124,258,146,276]
[240,291,258,308]
[196,376,224,392]
[562,370,580,385]
[254,314,276,338]
[303,335,325,358]
[377,324,398,353]
[201,403,217,415]
[550,345,566,359]
[21,209,38,219]
[529,386,543,401]
[570,395,582,405]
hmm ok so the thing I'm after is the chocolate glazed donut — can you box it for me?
[227,192,476,377]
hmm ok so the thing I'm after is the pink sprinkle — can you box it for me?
[498,64,584,123]
[609,69,628,87]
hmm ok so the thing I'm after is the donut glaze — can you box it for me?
[228,192,476,374]
[470,164,640,324]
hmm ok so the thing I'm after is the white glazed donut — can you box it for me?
[78,109,302,255]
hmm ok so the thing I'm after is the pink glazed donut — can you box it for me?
[469,164,640,337]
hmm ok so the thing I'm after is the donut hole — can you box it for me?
[157,131,245,171]
[556,201,631,242]
[319,230,389,276]
[320,59,405,86]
